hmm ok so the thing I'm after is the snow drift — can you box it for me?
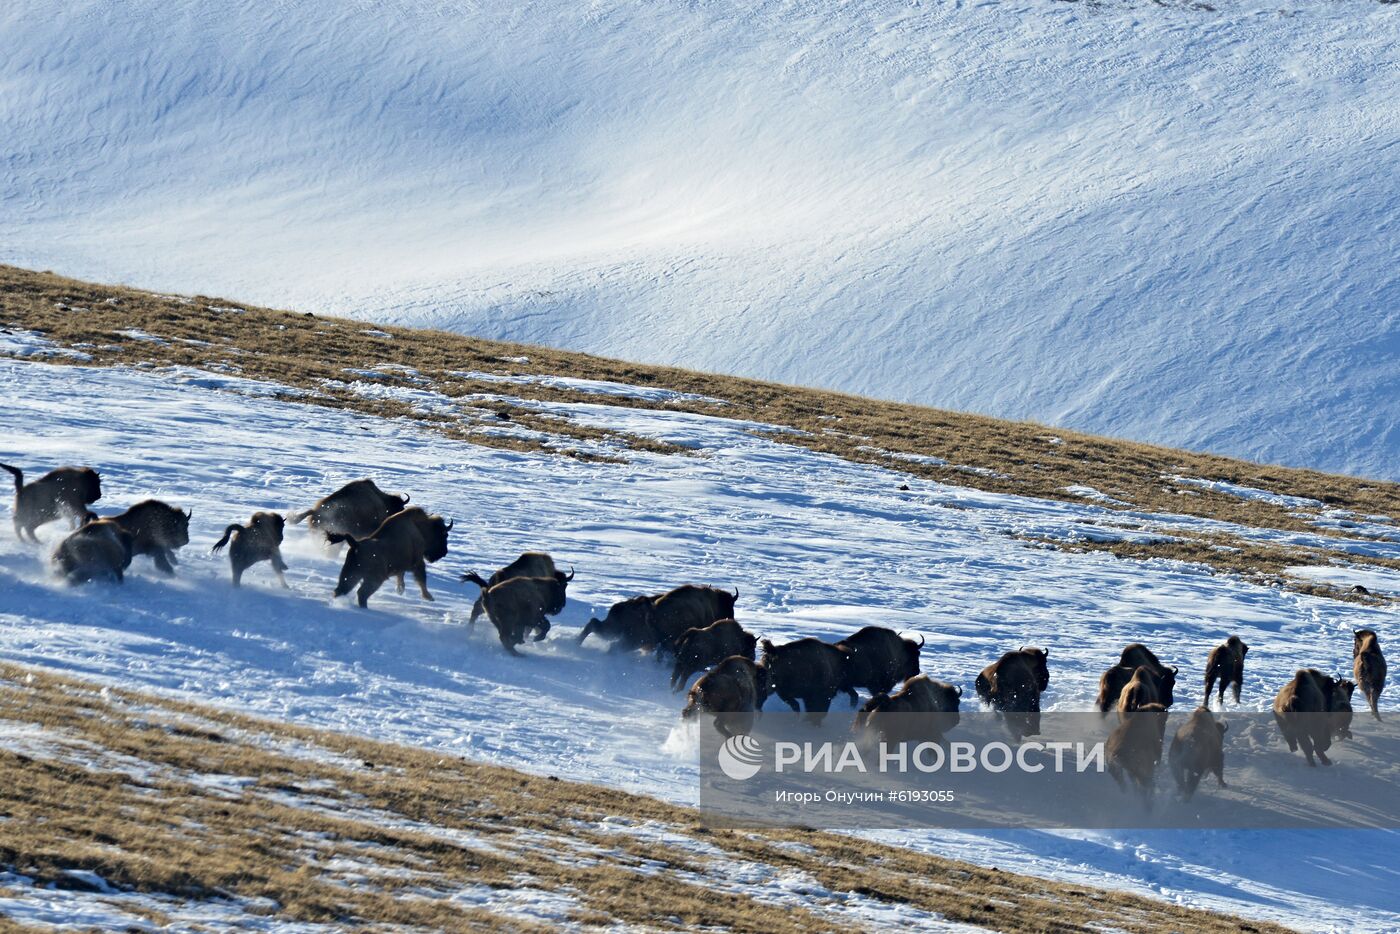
[3,0,1399,478]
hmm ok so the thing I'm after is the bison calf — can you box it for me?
[1169,707,1228,800]
[976,647,1049,739]
[212,512,289,587]
[855,675,961,746]
[671,619,757,691]
[1353,629,1387,721]
[1204,636,1249,708]
[761,637,854,725]
[682,656,769,738]
[53,517,132,584]
[468,568,573,655]
[107,500,191,575]
[332,508,452,608]
[836,626,922,697]
[578,595,661,652]
[3,463,101,541]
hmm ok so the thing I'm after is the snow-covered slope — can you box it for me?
[3,1,1399,479]
[2,356,1398,930]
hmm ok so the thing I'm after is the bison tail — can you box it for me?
[462,571,490,589]
[0,463,22,492]
[289,508,314,525]
[210,524,242,554]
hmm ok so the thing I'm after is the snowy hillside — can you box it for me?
[4,1,1399,478]
[2,353,1398,930]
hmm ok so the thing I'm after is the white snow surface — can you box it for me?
[4,1,1400,479]
[1,357,1399,930]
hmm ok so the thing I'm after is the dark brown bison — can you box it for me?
[1273,669,1355,766]
[467,569,573,655]
[670,619,757,691]
[1353,629,1387,721]
[106,500,191,575]
[1096,644,1177,714]
[1107,703,1168,804]
[462,552,557,626]
[291,479,409,541]
[2,463,102,541]
[975,647,1049,739]
[649,585,739,655]
[761,637,854,724]
[682,656,769,738]
[855,675,961,746]
[1169,707,1228,800]
[211,512,289,587]
[577,595,661,652]
[331,508,452,608]
[836,626,922,696]
[1117,665,1172,715]
[1204,636,1249,708]
[53,517,132,584]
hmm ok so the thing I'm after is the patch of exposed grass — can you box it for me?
[4,263,1399,603]
[0,663,1291,932]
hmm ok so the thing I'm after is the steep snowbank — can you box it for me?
[4,1,1398,477]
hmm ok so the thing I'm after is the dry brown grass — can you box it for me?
[3,262,1398,603]
[0,662,1289,933]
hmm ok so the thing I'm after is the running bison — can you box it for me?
[682,656,769,738]
[1107,703,1168,805]
[976,647,1049,739]
[836,627,922,696]
[1169,707,1228,800]
[1273,669,1355,766]
[1097,644,1177,714]
[578,595,661,652]
[463,552,558,626]
[53,517,132,584]
[761,637,854,724]
[670,619,757,691]
[649,585,739,655]
[332,507,452,608]
[2,463,102,541]
[212,512,289,587]
[1204,636,1249,708]
[106,500,191,575]
[292,479,409,542]
[855,675,961,746]
[467,567,573,655]
[1353,629,1387,721]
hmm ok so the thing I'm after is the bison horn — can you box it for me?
[566,566,575,581]
[185,509,193,519]
[400,493,411,504]
[732,587,739,600]
[444,518,455,531]
[1171,665,1179,675]
[917,634,925,648]
[955,685,963,697]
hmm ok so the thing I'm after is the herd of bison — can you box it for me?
[3,463,1391,802]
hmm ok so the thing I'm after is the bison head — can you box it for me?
[77,467,102,504]
[899,633,924,682]
[1020,647,1050,692]
[544,568,573,615]
[422,515,452,563]
[1159,666,1178,708]
[169,507,192,549]
[719,587,739,618]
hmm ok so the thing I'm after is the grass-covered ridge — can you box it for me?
[3,262,1399,603]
